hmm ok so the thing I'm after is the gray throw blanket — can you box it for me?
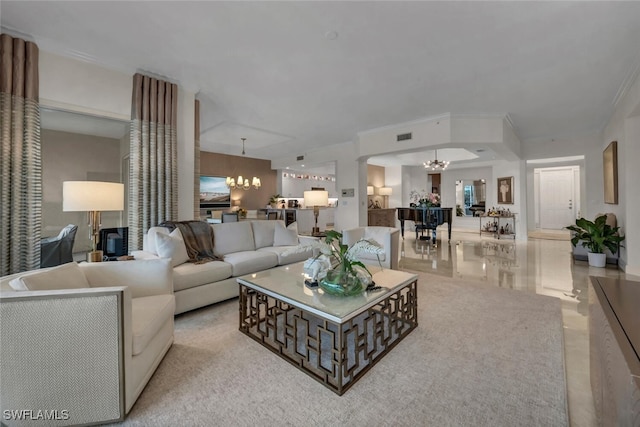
[158,220,221,264]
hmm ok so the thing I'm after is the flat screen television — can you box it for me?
[200,176,231,208]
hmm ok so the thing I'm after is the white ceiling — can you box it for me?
[3,1,640,168]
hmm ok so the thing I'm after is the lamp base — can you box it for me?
[87,250,103,263]
[312,227,320,235]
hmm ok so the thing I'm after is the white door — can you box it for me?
[539,168,575,229]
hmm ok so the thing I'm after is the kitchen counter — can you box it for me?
[266,207,335,233]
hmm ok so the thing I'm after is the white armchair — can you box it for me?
[341,226,401,269]
[0,259,174,426]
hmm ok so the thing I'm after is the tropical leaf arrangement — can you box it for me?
[566,215,625,254]
[283,230,384,280]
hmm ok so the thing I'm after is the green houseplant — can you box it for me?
[269,194,281,208]
[566,215,624,267]
[283,230,384,296]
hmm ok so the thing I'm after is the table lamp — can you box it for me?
[304,190,329,236]
[63,181,125,262]
[379,187,392,208]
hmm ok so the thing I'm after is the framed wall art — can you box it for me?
[603,141,618,204]
[497,176,514,205]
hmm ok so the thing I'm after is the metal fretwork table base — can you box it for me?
[239,280,418,395]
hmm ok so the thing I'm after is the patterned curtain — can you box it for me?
[194,99,200,219]
[0,34,41,275]
[129,73,178,250]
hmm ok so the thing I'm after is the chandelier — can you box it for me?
[226,175,261,191]
[226,138,261,190]
[423,149,450,170]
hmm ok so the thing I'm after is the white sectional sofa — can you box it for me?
[0,259,174,425]
[133,220,315,314]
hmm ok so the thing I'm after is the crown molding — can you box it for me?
[613,59,640,108]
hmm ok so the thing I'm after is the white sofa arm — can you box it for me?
[0,287,129,425]
[80,259,173,299]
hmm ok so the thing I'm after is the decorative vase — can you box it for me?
[319,265,364,296]
[587,252,606,268]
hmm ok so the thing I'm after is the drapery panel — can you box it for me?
[129,73,178,250]
[194,99,200,219]
[0,34,41,275]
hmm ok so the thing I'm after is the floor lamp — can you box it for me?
[63,181,125,262]
[304,190,329,236]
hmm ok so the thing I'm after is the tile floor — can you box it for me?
[398,229,636,427]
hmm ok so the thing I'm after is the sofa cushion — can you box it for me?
[212,222,255,256]
[131,294,175,356]
[172,261,233,292]
[223,251,278,276]
[155,229,189,267]
[258,246,313,265]
[251,220,278,249]
[9,262,89,291]
[273,222,299,246]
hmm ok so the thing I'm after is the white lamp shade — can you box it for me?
[367,186,374,196]
[379,187,392,196]
[63,181,124,212]
[304,190,329,207]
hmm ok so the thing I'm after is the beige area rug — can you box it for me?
[528,229,571,241]
[118,272,567,426]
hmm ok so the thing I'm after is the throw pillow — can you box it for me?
[9,262,90,291]
[155,229,189,267]
[274,222,299,246]
[287,221,298,233]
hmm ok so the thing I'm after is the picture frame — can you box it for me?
[603,141,618,204]
[497,176,514,204]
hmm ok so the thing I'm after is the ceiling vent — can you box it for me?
[296,155,304,161]
[397,132,412,142]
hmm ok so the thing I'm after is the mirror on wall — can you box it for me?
[41,107,129,252]
[455,179,486,216]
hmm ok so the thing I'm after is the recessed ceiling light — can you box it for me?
[325,31,338,40]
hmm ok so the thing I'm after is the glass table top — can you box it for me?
[236,263,417,323]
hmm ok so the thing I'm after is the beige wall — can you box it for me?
[200,151,276,210]
[367,164,385,208]
[42,129,122,252]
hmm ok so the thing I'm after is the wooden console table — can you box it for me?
[589,276,640,426]
[368,208,396,227]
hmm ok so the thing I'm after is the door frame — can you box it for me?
[533,165,580,229]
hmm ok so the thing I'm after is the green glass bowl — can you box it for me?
[319,269,364,296]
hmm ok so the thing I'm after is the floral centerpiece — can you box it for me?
[409,189,440,207]
[284,230,384,296]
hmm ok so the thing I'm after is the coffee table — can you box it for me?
[237,263,418,395]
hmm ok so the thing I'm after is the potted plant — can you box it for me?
[283,230,384,296]
[566,215,625,267]
[269,194,281,208]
